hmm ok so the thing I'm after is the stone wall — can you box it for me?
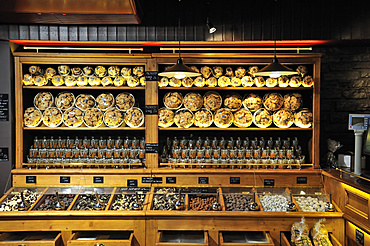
[316,46,370,167]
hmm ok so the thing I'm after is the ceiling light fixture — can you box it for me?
[254,0,297,78]
[207,17,216,34]
[158,0,201,80]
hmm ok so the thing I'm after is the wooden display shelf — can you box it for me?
[23,86,145,90]
[159,127,312,131]
[159,86,313,91]
[0,232,63,246]
[24,126,145,130]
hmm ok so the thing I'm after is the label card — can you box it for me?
[142,177,163,183]
[0,94,9,121]
[0,148,9,162]
[26,176,36,184]
[145,105,158,115]
[356,229,364,246]
[297,177,308,184]
[145,143,159,153]
[145,71,159,81]
[264,179,275,187]
[60,176,71,183]
[93,176,104,183]
[230,177,241,184]
[166,177,177,184]
[198,177,209,184]
[127,179,138,187]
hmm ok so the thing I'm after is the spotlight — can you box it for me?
[206,18,216,34]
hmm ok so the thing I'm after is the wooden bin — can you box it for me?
[156,231,208,246]
[0,231,62,245]
[219,231,274,245]
[280,232,342,246]
[67,231,133,246]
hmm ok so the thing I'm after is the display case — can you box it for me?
[0,51,347,246]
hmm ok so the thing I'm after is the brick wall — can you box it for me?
[316,46,370,166]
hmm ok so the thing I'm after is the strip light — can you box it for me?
[24,46,144,54]
[160,47,312,53]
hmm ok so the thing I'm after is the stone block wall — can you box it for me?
[316,46,370,168]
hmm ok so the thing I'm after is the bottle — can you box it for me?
[243,137,250,148]
[259,137,266,149]
[267,137,274,149]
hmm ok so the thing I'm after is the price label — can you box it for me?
[60,176,71,184]
[0,148,9,162]
[356,229,364,246]
[26,176,36,184]
[230,177,240,184]
[145,71,159,81]
[0,94,9,121]
[145,143,159,153]
[145,105,158,115]
[166,177,177,184]
[198,177,209,184]
[264,179,275,187]
[93,176,104,184]
[142,177,163,183]
[297,177,307,184]
[127,179,138,187]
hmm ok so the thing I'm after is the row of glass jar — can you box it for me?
[167,146,302,160]
[28,147,145,160]
[26,156,143,166]
[165,156,306,169]
[31,136,145,150]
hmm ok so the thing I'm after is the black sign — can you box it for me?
[297,177,308,184]
[26,176,36,184]
[356,229,364,246]
[127,179,138,187]
[198,177,209,184]
[264,179,275,187]
[60,176,71,184]
[93,176,104,183]
[145,71,159,81]
[0,94,9,121]
[142,177,163,184]
[145,143,159,153]
[145,105,158,115]
[166,177,177,184]
[230,177,240,184]
[0,148,9,162]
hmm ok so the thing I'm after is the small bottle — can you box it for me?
[292,137,299,149]
[267,137,274,149]
[203,137,210,148]
[259,137,266,149]
[196,137,203,149]
[243,137,250,148]
[275,137,281,149]
[211,137,218,149]
[235,137,242,149]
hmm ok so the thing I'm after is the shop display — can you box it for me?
[73,193,111,210]
[124,107,144,128]
[311,219,333,246]
[0,189,41,211]
[253,108,272,128]
[161,135,305,169]
[174,108,194,128]
[96,93,115,111]
[273,109,294,128]
[294,196,327,212]
[203,91,222,111]
[263,93,283,111]
[224,193,253,211]
[42,107,63,127]
[34,193,75,211]
[163,92,183,110]
[62,107,84,128]
[284,93,302,111]
[214,108,233,128]
[183,92,203,111]
[189,194,217,211]
[259,194,288,212]
[152,188,184,211]
[23,107,42,127]
[110,193,146,210]
[34,92,54,111]
[83,107,103,128]
[294,109,313,128]
[224,93,242,111]
[243,93,263,112]
[103,107,124,127]
[194,108,213,128]
[75,94,96,111]
[64,75,77,87]
[25,135,145,167]
[55,92,75,111]
[291,217,313,246]
[58,65,70,76]
[158,107,175,128]
[233,108,253,128]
